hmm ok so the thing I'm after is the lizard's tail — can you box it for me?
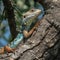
[8,33,23,48]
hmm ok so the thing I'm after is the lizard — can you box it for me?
[0,8,44,54]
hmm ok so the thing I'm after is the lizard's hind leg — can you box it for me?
[0,47,4,54]
[4,46,14,53]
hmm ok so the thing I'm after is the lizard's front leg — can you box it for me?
[23,19,42,38]
[23,21,40,38]
[23,25,37,38]
[4,46,14,53]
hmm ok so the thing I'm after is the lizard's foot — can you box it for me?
[0,47,4,54]
[4,46,15,53]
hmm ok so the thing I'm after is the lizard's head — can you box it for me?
[22,8,41,25]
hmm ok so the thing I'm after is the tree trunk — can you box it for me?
[2,0,18,40]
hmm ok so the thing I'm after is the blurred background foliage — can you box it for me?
[0,0,35,42]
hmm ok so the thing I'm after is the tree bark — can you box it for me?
[2,0,18,40]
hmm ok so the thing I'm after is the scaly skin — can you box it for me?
[0,9,42,54]
[23,9,41,38]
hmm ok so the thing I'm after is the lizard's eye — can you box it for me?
[23,15,26,18]
[31,9,34,12]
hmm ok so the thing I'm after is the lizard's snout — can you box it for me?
[36,9,41,15]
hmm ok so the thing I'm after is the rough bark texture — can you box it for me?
[0,0,60,60]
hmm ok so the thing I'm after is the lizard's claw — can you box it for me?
[33,27,37,31]
[4,46,15,53]
[0,47,4,54]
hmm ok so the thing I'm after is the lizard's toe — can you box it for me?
[0,47,4,54]
[4,46,15,53]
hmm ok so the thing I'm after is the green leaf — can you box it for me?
[13,4,22,17]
